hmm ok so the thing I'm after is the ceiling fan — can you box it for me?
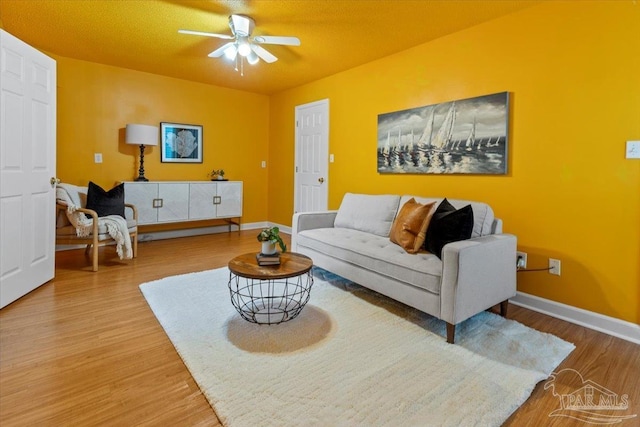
[179,14,300,74]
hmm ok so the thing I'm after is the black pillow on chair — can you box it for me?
[86,181,125,218]
[424,198,474,259]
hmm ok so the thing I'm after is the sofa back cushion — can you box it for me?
[335,193,400,237]
[400,196,496,238]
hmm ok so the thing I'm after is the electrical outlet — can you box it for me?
[516,251,527,269]
[261,161,266,168]
[549,258,561,276]
[94,153,103,163]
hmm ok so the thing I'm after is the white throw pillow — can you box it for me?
[334,193,400,237]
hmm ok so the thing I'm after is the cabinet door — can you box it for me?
[216,182,243,218]
[189,182,217,220]
[124,183,159,225]
[158,183,189,222]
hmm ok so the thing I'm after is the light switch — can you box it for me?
[626,141,640,159]
[261,161,266,168]
[94,153,103,163]
[329,154,335,163]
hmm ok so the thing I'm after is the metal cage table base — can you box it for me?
[228,272,314,324]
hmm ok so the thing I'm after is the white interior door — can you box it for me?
[0,30,57,309]
[294,99,329,213]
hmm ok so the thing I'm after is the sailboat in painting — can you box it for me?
[417,108,435,148]
[431,102,456,151]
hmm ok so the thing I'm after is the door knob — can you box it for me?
[50,177,60,188]
[318,177,324,184]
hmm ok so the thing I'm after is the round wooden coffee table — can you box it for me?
[228,252,314,324]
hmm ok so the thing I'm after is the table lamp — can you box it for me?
[126,124,158,182]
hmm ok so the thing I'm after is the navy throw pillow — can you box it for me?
[424,198,474,259]
[86,181,125,218]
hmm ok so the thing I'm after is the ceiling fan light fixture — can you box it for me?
[237,39,252,57]
[224,44,238,60]
[181,14,300,71]
[247,50,259,65]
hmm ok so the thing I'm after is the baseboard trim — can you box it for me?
[137,221,268,242]
[56,221,271,251]
[510,292,640,345]
[268,222,292,235]
[57,221,291,251]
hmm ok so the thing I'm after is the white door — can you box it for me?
[0,30,57,308]
[294,99,329,213]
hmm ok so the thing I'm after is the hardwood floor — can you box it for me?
[1,232,638,426]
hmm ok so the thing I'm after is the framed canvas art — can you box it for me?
[160,122,203,163]
[377,92,509,174]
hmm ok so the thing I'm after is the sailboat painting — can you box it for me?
[377,92,509,174]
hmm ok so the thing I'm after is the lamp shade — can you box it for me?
[126,124,158,146]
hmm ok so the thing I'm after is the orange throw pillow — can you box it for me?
[389,198,437,253]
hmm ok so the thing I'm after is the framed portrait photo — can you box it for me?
[160,122,203,163]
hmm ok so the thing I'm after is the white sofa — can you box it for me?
[291,193,517,343]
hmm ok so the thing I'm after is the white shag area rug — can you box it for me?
[140,267,574,427]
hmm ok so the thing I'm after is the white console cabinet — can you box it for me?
[123,181,242,228]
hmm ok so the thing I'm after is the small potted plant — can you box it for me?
[257,226,287,255]
[208,169,225,180]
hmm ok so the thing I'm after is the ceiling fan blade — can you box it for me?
[251,44,277,63]
[253,35,300,46]
[178,29,234,40]
[208,42,234,58]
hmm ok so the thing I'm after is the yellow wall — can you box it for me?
[269,1,640,323]
[50,1,638,324]
[54,56,270,224]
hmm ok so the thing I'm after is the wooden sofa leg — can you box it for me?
[446,323,456,344]
[500,300,509,317]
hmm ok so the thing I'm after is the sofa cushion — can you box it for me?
[296,227,443,294]
[86,181,125,218]
[400,196,495,238]
[425,199,474,259]
[334,193,400,237]
[389,198,437,253]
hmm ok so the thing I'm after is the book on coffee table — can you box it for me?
[256,252,281,266]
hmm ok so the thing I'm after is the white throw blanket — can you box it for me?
[56,184,133,260]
